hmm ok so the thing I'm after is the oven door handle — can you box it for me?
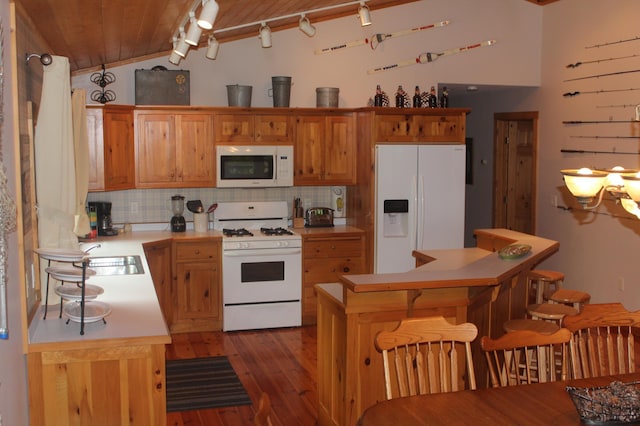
[223,248,302,257]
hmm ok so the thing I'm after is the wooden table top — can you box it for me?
[357,373,640,425]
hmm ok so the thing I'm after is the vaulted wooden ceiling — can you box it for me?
[16,0,561,75]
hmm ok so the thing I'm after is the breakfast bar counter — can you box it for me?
[315,228,559,426]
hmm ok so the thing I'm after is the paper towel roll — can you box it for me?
[194,212,209,232]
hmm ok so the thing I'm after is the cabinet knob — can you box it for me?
[343,266,350,273]
[364,358,371,366]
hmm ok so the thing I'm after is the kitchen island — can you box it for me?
[315,228,559,426]
[26,230,219,426]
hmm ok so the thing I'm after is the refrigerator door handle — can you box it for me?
[416,173,424,249]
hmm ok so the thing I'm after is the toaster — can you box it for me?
[305,207,335,227]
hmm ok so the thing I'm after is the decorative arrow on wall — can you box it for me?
[367,39,496,74]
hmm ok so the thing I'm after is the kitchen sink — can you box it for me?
[87,255,144,276]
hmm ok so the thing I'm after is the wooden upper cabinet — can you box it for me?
[87,105,135,192]
[214,112,293,144]
[135,110,214,188]
[375,110,466,143]
[295,113,356,185]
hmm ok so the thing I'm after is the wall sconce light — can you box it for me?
[174,29,190,58]
[197,0,219,30]
[358,2,372,26]
[561,166,640,219]
[185,13,203,46]
[206,35,220,59]
[299,15,316,37]
[260,23,272,48]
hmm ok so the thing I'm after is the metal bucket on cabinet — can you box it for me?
[270,76,292,107]
[226,85,252,107]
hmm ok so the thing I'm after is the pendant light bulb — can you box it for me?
[358,2,372,26]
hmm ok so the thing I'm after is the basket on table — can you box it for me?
[566,381,640,424]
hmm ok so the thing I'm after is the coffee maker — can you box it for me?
[171,195,186,232]
[88,201,118,236]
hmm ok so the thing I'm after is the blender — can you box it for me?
[170,195,186,232]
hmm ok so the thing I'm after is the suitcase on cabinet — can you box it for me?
[135,68,190,105]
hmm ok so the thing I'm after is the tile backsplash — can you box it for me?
[87,186,344,225]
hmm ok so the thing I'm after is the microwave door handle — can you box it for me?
[223,248,302,257]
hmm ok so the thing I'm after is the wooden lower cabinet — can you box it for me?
[143,239,173,325]
[302,232,366,325]
[27,343,167,426]
[171,240,221,333]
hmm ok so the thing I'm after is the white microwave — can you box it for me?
[216,145,294,188]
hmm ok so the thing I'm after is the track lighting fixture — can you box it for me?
[185,13,203,46]
[206,35,220,59]
[197,0,219,30]
[358,2,372,26]
[173,29,190,58]
[260,23,272,48]
[299,15,316,37]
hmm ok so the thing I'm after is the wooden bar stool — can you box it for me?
[548,289,591,312]
[528,270,564,304]
[503,318,560,335]
[527,303,578,326]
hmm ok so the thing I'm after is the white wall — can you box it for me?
[534,0,640,309]
[72,0,543,107]
[0,0,30,424]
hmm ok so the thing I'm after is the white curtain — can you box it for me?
[71,89,90,237]
[34,56,78,250]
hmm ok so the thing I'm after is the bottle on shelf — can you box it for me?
[428,86,438,108]
[395,85,406,108]
[374,84,384,107]
[440,86,449,108]
[413,86,422,107]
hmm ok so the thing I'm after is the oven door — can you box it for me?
[222,247,302,304]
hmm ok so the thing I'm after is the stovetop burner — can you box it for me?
[223,228,254,237]
[261,227,294,236]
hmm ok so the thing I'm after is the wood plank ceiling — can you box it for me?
[16,0,560,75]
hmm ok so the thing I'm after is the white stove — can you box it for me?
[213,201,302,332]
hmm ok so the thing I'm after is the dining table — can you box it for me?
[357,373,640,425]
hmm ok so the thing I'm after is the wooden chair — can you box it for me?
[481,328,571,387]
[374,316,478,400]
[254,392,273,426]
[563,303,640,379]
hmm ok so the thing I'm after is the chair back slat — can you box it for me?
[481,329,571,387]
[375,317,478,400]
[563,303,640,379]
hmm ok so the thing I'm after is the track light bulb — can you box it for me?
[197,0,219,30]
[206,36,220,59]
[358,2,372,26]
[185,15,203,46]
[260,23,272,48]
[174,37,190,58]
[299,15,316,37]
[169,51,182,65]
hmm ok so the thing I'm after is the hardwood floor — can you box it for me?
[165,326,319,426]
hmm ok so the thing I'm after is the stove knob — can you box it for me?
[277,241,289,247]
[240,242,250,249]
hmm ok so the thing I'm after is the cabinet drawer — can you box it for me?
[304,258,366,281]
[304,237,364,258]
[175,242,218,261]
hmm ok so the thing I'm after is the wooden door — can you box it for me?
[175,261,219,322]
[324,115,356,184]
[86,107,105,191]
[295,114,325,184]
[136,113,177,186]
[255,114,294,144]
[103,106,135,190]
[493,112,537,234]
[176,113,215,186]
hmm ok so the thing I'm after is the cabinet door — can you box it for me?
[143,240,172,326]
[176,114,215,186]
[103,107,136,190]
[86,108,105,191]
[295,115,325,184]
[255,114,294,144]
[214,113,254,143]
[375,114,413,141]
[324,115,356,184]
[175,262,219,322]
[415,115,465,142]
[136,113,178,187]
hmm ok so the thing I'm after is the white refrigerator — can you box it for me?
[375,144,466,273]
